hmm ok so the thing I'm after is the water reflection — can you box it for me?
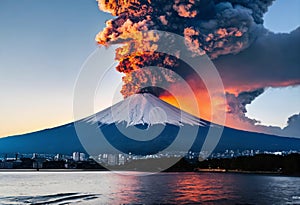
[104,172,238,204]
[172,173,234,203]
[0,172,299,204]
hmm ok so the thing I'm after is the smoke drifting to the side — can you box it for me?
[96,0,274,97]
[95,0,300,137]
[226,88,265,125]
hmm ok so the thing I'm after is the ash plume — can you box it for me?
[96,0,274,97]
[214,27,300,92]
[226,88,265,124]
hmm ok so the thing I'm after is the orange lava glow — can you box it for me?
[159,86,213,123]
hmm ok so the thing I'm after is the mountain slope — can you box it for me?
[0,93,299,155]
[84,93,206,126]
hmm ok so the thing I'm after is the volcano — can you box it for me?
[0,93,300,155]
[84,93,205,126]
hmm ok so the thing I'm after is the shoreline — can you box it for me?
[0,168,299,177]
[195,168,284,176]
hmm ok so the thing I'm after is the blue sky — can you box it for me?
[264,0,300,33]
[0,0,299,137]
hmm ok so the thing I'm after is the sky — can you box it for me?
[246,0,300,128]
[0,0,299,138]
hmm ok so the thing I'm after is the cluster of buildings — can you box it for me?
[0,150,298,169]
[0,151,187,169]
[96,152,184,166]
[97,153,127,166]
[0,152,88,169]
[209,149,299,159]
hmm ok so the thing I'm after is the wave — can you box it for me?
[0,192,99,204]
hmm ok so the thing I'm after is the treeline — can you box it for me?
[167,153,300,175]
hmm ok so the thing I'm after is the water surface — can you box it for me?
[0,172,299,204]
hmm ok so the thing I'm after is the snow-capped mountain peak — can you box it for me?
[84,93,206,127]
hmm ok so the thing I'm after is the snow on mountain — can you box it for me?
[83,93,207,127]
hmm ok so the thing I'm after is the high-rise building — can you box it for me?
[107,154,118,166]
[54,154,62,161]
[72,152,80,161]
[79,153,86,161]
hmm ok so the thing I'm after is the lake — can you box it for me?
[0,172,299,204]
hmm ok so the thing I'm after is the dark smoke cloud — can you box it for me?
[214,27,300,137]
[96,0,299,137]
[226,89,300,138]
[97,0,274,59]
[96,0,276,97]
[214,27,300,92]
[226,88,264,124]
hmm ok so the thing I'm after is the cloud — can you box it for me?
[214,27,300,92]
[95,0,276,98]
[282,113,300,137]
[225,89,300,138]
[95,0,299,137]
[226,88,264,123]
[213,27,300,137]
[97,0,275,59]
